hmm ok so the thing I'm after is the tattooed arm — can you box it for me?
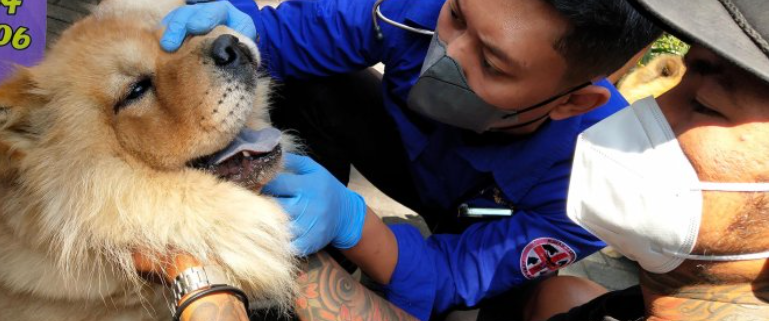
[641,269,769,321]
[180,292,250,321]
[133,253,251,321]
[295,251,419,321]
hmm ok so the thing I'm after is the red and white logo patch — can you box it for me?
[520,237,577,279]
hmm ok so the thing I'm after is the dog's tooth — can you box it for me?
[242,151,250,158]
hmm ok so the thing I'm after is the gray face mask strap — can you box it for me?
[489,111,552,131]
[501,81,592,121]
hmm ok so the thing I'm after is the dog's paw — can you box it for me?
[170,182,297,307]
[212,190,297,299]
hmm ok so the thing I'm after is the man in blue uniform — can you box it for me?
[161,0,660,319]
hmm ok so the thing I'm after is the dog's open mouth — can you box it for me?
[189,128,283,190]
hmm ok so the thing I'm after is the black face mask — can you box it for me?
[407,33,591,133]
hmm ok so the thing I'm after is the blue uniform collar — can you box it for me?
[377,0,444,161]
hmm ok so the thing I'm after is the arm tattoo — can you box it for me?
[643,272,769,321]
[294,252,419,321]
[652,290,769,321]
[185,293,250,321]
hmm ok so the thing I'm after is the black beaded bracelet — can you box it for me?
[172,284,250,321]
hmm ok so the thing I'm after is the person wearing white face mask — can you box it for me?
[525,0,770,320]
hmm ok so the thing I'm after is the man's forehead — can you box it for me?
[474,0,568,42]
[463,0,568,69]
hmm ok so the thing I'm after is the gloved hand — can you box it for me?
[160,0,257,52]
[263,154,367,256]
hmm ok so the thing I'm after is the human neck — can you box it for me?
[640,270,769,321]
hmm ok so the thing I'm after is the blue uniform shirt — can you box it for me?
[229,0,626,319]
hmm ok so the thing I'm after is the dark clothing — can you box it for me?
[271,69,426,214]
[547,286,645,321]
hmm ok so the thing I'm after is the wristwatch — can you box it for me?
[170,266,229,312]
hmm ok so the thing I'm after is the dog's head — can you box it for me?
[0,1,298,310]
[0,0,286,188]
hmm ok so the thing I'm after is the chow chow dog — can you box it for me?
[0,0,297,320]
[617,54,686,103]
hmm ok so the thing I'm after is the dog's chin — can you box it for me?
[188,128,283,191]
[198,146,282,191]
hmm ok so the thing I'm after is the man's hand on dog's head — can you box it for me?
[160,1,257,52]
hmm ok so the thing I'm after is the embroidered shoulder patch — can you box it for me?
[520,237,577,279]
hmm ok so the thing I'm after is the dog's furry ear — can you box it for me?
[0,68,47,153]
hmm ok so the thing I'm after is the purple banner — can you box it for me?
[0,0,46,82]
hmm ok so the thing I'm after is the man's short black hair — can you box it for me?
[545,0,662,83]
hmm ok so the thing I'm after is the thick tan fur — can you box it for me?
[0,1,297,320]
[617,54,686,103]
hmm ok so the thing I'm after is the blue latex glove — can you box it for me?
[263,154,367,256]
[160,1,257,52]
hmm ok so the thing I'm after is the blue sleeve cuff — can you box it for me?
[227,0,277,78]
[383,224,437,321]
[228,0,261,23]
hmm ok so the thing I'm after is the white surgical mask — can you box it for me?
[567,97,769,274]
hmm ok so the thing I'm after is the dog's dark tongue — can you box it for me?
[210,127,282,165]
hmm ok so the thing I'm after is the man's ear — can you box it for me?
[549,85,611,121]
[0,67,46,150]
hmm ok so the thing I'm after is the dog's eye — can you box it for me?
[115,78,152,113]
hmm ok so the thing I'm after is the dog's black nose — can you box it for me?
[210,35,243,67]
